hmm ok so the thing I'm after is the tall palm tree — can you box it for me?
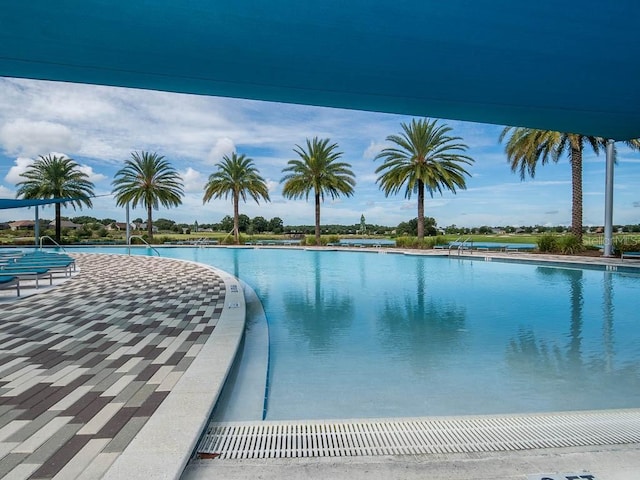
[500,128,597,243]
[112,151,184,240]
[203,152,270,244]
[16,154,95,243]
[500,128,640,243]
[375,118,474,241]
[281,137,356,244]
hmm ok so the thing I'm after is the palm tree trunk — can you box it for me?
[55,203,61,243]
[570,144,583,243]
[147,204,153,240]
[233,192,240,245]
[315,191,321,245]
[417,180,425,242]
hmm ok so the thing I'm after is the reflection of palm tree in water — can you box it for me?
[508,267,584,376]
[282,252,353,351]
[232,248,240,278]
[567,268,584,371]
[602,272,614,373]
[378,259,465,366]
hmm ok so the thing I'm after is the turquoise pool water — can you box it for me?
[67,247,640,420]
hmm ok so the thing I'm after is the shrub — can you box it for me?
[537,234,558,253]
[13,237,36,246]
[395,236,413,248]
[613,236,640,255]
[154,235,173,245]
[557,234,583,255]
[327,235,340,245]
[394,236,438,249]
[222,235,236,245]
[434,235,448,246]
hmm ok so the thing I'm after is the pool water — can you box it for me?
[68,247,640,420]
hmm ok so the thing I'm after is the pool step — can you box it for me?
[196,409,640,459]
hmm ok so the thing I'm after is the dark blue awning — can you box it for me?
[0,198,78,210]
[1,1,638,140]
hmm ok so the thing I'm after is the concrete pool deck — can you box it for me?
[0,249,639,479]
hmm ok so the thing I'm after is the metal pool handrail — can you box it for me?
[39,235,67,252]
[448,236,473,254]
[128,235,160,256]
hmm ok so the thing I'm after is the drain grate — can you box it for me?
[197,410,640,459]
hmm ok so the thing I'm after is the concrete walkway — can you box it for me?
[0,253,245,479]
[184,444,640,480]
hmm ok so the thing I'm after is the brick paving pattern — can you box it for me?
[0,253,226,479]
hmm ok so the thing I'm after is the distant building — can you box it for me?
[139,223,159,233]
[48,220,82,230]
[107,222,135,231]
[9,220,36,231]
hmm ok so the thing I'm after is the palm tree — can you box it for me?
[112,151,184,240]
[203,152,270,244]
[500,128,597,243]
[16,154,95,243]
[500,128,640,243]
[281,137,356,244]
[375,118,474,241]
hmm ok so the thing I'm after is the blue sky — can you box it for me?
[1,77,639,228]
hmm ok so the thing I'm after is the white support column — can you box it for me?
[34,205,40,248]
[603,139,615,257]
[125,201,131,244]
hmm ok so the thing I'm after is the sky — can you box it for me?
[1,77,639,229]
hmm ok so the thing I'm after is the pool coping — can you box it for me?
[102,263,246,480]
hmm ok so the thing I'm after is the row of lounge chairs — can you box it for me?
[0,251,76,297]
[163,238,219,245]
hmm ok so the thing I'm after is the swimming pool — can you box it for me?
[66,247,640,420]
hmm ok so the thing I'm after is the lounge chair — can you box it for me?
[8,256,76,276]
[0,267,53,288]
[621,251,640,260]
[0,275,20,296]
[4,262,74,276]
[505,245,535,253]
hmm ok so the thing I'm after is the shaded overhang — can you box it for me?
[0,1,639,140]
[0,198,77,210]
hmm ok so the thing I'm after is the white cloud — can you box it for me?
[0,185,14,197]
[206,138,236,164]
[363,140,386,160]
[77,164,107,184]
[358,172,378,184]
[181,167,205,193]
[0,120,79,157]
[5,157,34,184]
[266,179,279,193]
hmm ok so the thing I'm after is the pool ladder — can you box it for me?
[449,236,473,255]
